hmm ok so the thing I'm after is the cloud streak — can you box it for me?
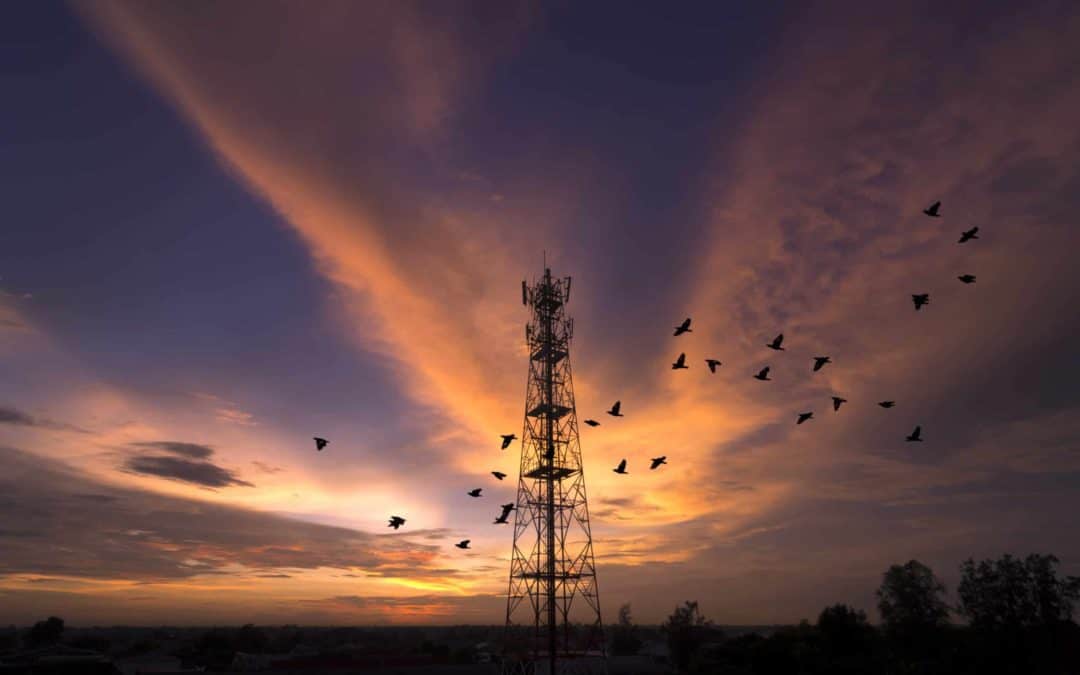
[0,405,87,433]
[124,454,254,489]
[0,446,448,583]
[131,441,214,459]
[123,440,255,488]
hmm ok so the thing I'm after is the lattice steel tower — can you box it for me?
[503,267,606,675]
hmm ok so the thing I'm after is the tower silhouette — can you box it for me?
[503,267,606,675]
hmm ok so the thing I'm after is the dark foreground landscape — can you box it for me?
[3,554,1078,675]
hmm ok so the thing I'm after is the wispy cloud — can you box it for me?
[130,441,214,459]
[0,405,88,433]
[0,446,448,582]
[124,440,254,488]
[124,454,254,489]
[192,393,257,426]
[251,461,282,475]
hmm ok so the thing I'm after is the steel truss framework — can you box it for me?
[502,268,606,675]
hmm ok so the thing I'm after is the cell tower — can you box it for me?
[503,267,606,675]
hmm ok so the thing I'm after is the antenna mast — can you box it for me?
[503,267,606,675]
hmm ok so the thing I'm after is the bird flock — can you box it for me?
[310,201,979,552]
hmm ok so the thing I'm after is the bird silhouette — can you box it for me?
[674,318,692,336]
[313,437,328,451]
[958,227,979,243]
[613,459,628,474]
[958,274,976,284]
[584,419,600,427]
[754,366,771,381]
[500,434,517,450]
[493,502,516,524]
[650,456,667,470]
[455,540,471,549]
[924,201,941,217]
[832,396,847,411]
[672,353,688,370]
[491,471,507,481]
[906,425,923,442]
[878,401,896,408]
[388,516,406,530]
[766,333,785,351]
[912,293,929,311]
[467,488,482,497]
[705,359,722,373]
[812,356,831,372]
[607,401,623,417]
[796,412,813,425]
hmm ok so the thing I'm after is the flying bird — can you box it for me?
[766,333,785,351]
[958,227,979,243]
[388,516,406,530]
[613,459,628,474]
[467,488,482,498]
[912,293,929,311]
[313,437,328,451]
[923,201,941,217]
[753,366,771,381]
[650,456,667,470]
[500,434,517,450]
[584,419,600,427]
[673,318,692,336]
[796,412,813,425]
[455,540,471,549]
[957,274,976,284]
[906,425,923,442]
[491,471,507,481]
[672,353,688,370]
[705,359,722,373]
[832,396,847,412]
[812,356,831,372]
[878,401,896,408]
[607,401,623,417]
[494,503,515,524]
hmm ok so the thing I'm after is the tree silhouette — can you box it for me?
[816,604,881,673]
[236,623,268,653]
[956,554,1080,674]
[818,604,871,646]
[662,600,717,673]
[876,560,949,635]
[610,603,642,656]
[958,553,1080,632]
[26,616,64,648]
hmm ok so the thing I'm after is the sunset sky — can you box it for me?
[2,0,1080,627]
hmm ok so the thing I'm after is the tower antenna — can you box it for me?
[503,266,606,675]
